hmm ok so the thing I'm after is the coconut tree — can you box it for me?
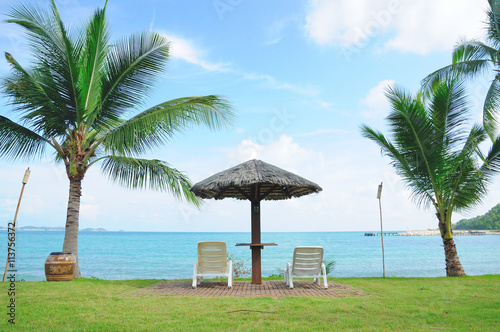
[422,0,500,140]
[0,1,234,277]
[361,78,500,277]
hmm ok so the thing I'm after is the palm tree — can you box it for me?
[422,0,500,141]
[0,1,234,278]
[361,78,500,277]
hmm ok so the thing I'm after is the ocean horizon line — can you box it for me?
[1,228,408,233]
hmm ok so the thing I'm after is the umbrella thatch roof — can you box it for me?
[190,159,322,201]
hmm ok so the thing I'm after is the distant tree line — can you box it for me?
[453,204,500,230]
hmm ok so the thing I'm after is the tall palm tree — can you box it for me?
[422,0,500,141]
[0,1,234,277]
[361,78,500,277]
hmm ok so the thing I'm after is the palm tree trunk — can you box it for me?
[436,210,466,277]
[442,237,466,277]
[62,177,82,278]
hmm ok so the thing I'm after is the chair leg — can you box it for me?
[192,261,198,288]
[286,263,293,288]
[228,260,233,288]
[322,263,328,289]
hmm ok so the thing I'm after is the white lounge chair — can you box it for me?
[284,246,328,289]
[192,241,233,288]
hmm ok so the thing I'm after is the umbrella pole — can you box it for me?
[251,200,261,284]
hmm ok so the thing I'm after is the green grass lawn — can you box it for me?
[1,275,499,331]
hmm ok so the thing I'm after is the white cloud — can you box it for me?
[360,79,395,119]
[305,0,488,54]
[385,0,487,54]
[227,134,323,172]
[160,32,229,71]
[305,0,390,46]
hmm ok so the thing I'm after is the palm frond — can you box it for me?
[78,5,109,125]
[446,144,487,210]
[100,156,201,206]
[481,134,500,177]
[422,41,494,94]
[48,0,81,123]
[487,0,500,47]
[445,125,488,210]
[360,125,435,208]
[429,78,470,152]
[483,75,500,140]
[0,116,49,161]
[5,1,61,53]
[449,163,487,210]
[422,60,492,95]
[99,31,170,121]
[386,86,441,181]
[2,53,69,137]
[99,95,235,156]
[386,86,430,151]
[459,125,488,158]
[452,40,498,63]
[5,1,81,127]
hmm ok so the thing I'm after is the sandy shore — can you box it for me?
[397,230,499,236]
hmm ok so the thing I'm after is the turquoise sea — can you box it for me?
[4,231,500,281]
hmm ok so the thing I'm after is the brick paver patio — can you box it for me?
[122,280,368,299]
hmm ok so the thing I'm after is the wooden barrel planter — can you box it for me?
[45,252,76,281]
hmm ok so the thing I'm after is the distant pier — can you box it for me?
[364,230,498,237]
[364,232,399,236]
[397,230,497,236]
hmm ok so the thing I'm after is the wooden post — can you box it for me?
[251,199,261,284]
[377,182,385,278]
[3,168,30,282]
[250,183,262,284]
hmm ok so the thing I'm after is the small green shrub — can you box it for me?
[324,259,336,275]
[227,254,251,278]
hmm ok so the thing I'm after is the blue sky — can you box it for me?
[1,0,498,232]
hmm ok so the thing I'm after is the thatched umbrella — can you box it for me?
[190,159,322,284]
